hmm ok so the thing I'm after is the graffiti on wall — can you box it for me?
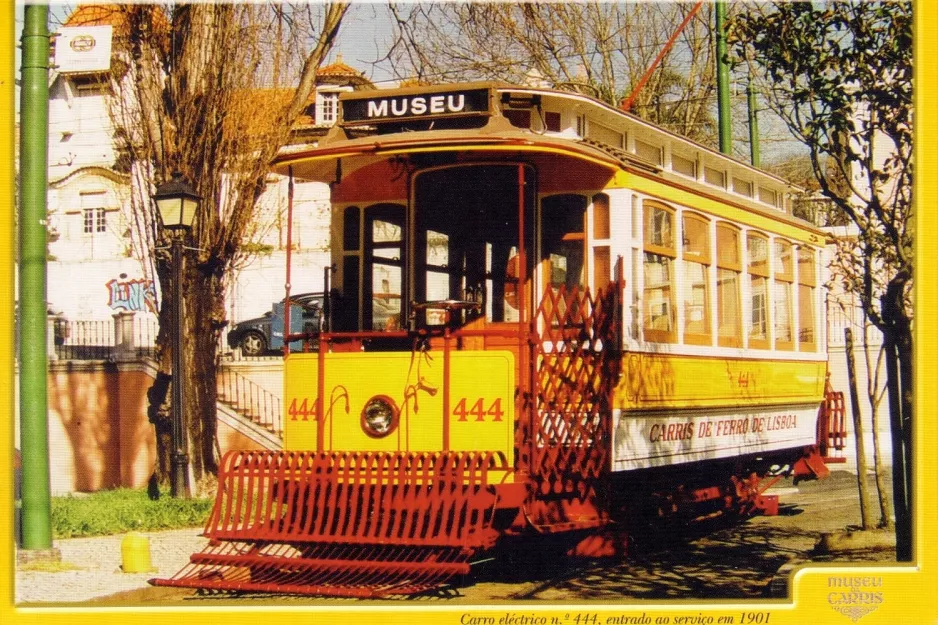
[107,277,158,314]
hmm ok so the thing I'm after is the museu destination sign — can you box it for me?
[341,88,492,126]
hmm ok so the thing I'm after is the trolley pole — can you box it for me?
[17,4,56,555]
[715,0,733,155]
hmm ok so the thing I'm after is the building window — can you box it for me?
[682,213,710,345]
[83,208,106,233]
[81,190,108,235]
[716,223,741,347]
[319,92,339,125]
[643,201,676,343]
[747,233,770,348]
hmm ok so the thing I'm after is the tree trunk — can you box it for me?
[844,328,873,530]
[148,241,225,496]
[180,248,224,492]
[863,328,893,529]
[883,322,913,561]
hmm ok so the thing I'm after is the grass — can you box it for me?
[50,488,214,539]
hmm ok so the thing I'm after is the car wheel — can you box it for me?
[240,331,267,357]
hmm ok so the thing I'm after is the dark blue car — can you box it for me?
[227,292,323,356]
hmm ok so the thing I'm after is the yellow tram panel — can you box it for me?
[614,353,827,411]
[283,350,515,458]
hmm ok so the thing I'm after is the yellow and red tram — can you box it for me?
[155,82,845,598]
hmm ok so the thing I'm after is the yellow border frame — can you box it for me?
[2,2,935,624]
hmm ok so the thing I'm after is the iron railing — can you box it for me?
[216,366,283,436]
[134,316,160,359]
[55,319,114,360]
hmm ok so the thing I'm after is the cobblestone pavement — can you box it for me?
[13,470,895,606]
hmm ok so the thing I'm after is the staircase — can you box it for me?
[216,362,284,450]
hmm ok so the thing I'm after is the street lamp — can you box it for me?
[153,173,199,498]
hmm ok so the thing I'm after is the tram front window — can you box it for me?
[413,164,534,326]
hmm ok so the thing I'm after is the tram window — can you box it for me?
[704,166,726,188]
[587,121,625,149]
[365,205,404,331]
[414,165,534,325]
[733,177,753,197]
[797,247,817,350]
[774,239,794,349]
[338,256,360,332]
[643,202,676,342]
[504,109,531,129]
[759,186,779,208]
[592,194,610,240]
[672,153,696,178]
[635,139,662,166]
[343,206,360,251]
[682,213,710,345]
[593,246,611,289]
[425,230,450,302]
[716,224,741,347]
[542,194,587,292]
[544,111,561,132]
[747,233,770,349]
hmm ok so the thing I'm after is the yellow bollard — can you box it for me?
[120,532,153,573]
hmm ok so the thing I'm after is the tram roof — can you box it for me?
[271,82,821,236]
[276,82,793,180]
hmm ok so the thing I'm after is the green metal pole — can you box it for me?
[18,4,53,551]
[747,80,761,168]
[715,0,732,155]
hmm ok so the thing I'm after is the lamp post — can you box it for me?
[153,173,200,498]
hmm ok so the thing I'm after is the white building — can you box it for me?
[45,5,375,327]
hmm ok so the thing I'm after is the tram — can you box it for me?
[155,82,845,598]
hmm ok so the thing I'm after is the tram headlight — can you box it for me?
[361,395,399,438]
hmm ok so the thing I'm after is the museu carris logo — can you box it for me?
[827,576,884,622]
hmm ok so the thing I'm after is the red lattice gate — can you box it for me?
[526,263,624,502]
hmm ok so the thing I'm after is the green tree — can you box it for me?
[728,1,913,560]
[104,2,348,490]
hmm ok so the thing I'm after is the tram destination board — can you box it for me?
[341,87,492,125]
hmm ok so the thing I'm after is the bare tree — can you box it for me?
[385,2,718,143]
[105,2,348,490]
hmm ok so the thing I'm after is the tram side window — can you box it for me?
[365,205,404,331]
[797,247,817,350]
[774,239,794,350]
[747,233,770,349]
[682,213,711,345]
[643,202,676,343]
[542,194,587,293]
[716,224,742,348]
[591,193,611,288]
[337,206,361,331]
